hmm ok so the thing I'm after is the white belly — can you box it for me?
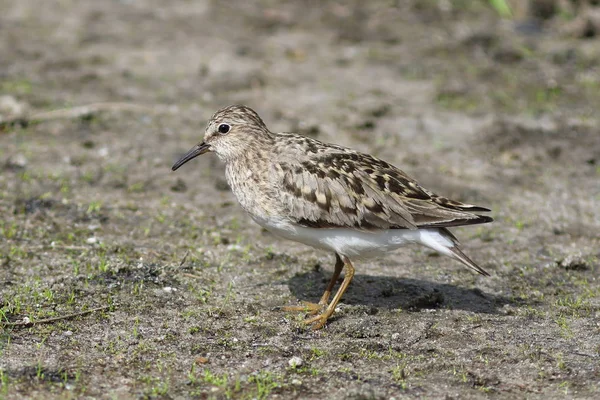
[251,215,453,259]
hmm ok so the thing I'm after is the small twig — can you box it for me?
[179,250,190,268]
[22,245,91,251]
[28,102,155,120]
[463,324,483,332]
[0,102,167,129]
[182,272,203,280]
[570,351,597,358]
[1,306,112,328]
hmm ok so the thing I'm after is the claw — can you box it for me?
[302,313,330,330]
[282,302,334,329]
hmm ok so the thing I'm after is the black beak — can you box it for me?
[171,142,211,171]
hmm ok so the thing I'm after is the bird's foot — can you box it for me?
[282,301,324,315]
[282,301,335,329]
[302,308,335,330]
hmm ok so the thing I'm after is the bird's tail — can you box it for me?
[419,228,490,276]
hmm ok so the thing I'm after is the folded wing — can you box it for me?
[273,147,492,230]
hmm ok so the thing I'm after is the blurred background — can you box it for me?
[1,1,599,398]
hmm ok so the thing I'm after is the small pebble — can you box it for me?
[98,147,109,157]
[558,254,590,271]
[288,356,303,368]
[0,95,28,116]
[195,356,209,365]
[86,237,97,244]
[11,153,28,168]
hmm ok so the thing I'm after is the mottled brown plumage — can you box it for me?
[271,133,492,231]
[172,104,493,329]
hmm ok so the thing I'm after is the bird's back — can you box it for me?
[268,132,492,231]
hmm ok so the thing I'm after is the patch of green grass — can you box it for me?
[0,308,9,324]
[42,288,54,302]
[66,291,76,306]
[391,363,409,389]
[514,219,526,230]
[140,375,170,397]
[452,365,469,384]
[81,171,95,184]
[189,282,216,305]
[188,326,201,334]
[36,361,45,381]
[248,371,281,400]
[293,365,320,377]
[554,352,567,370]
[1,79,33,95]
[128,182,145,193]
[0,368,8,396]
[522,306,546,318]
[531,86,562,113]
[555,295,591,316]
[558,381,570,395]
[201,369,228,387]
[132,281,144,296]
[9,245,27,258]
[132,317,141,339]
[488,0,512,17]
[358,346,407,361]
[435,91,479,112]
[310,346,325,360]
[0,222,19,239]
[188,366,243,398]
[86,200,102,214]
[554,315,573,338]
[154,212,166,224]
[97,251,110,273]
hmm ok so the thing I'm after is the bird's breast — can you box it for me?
[225,162,278,219]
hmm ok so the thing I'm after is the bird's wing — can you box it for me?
[272,147,492,230]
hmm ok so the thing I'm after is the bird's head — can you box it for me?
[172,105,271,170]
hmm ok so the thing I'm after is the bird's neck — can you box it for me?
[222,133,275,165]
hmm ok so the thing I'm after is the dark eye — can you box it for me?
[218,124,230,134]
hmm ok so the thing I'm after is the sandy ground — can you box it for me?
[1,1,600,399]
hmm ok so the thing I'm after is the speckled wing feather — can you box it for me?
[272,134,492,230]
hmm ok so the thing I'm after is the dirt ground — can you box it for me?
[1,1,600,399]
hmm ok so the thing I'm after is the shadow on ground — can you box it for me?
[286,270,513,314]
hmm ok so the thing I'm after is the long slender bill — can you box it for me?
[171,142,211,171]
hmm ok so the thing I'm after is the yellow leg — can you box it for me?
[282,254,344,315]
[303,255,355,330]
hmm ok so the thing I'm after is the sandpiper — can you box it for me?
[172,105,493,329]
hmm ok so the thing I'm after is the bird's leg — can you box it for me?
[303,255,355,330]
[282,254,344,315]
[317,253,344,306]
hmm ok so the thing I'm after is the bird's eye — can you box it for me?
[218,124,230,134]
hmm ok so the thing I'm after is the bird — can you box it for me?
[172,105,493,329]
